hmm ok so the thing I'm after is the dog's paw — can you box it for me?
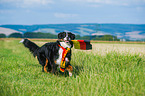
[69,72,72,76]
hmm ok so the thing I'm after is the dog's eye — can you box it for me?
[68,34,70,37]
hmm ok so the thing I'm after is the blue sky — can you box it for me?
[0,0,145,25]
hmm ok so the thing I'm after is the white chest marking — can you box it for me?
[56,48,63,65]
[56,48,69,66]
[56,42,71,66]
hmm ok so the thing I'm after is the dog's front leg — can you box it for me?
[66,65,73,76]
[65,58,73,76]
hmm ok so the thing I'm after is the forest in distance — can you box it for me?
[0,32,124,41]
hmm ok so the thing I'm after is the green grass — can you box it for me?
[0,40,145,96]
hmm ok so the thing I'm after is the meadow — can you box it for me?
[0,39,145,96]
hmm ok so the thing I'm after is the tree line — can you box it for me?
[0,32,120,41]
[0,32,57,39]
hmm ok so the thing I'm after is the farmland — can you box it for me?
[0,39,145,96]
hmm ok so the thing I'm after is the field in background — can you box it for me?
[0,39,145,96]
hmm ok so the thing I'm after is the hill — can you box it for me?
[0,23,145,40]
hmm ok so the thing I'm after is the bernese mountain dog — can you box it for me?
[20,32,75,76]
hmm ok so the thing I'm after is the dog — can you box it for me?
[20,32,75,76]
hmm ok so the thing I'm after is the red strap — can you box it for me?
[58,44,69,72]
[58,44,66,51]
[58,44,67,62]
[60,67,65,72]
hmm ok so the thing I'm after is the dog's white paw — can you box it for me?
[69,72,72,76]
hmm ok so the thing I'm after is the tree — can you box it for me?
[81,36,91,40]
[92,35,119,41]
[24,32,57,39]
[75,35,81,39]
[0,33,6,38]
[8,33,23,38]
[100,35,113,41]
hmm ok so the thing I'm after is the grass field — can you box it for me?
[0,39,145,96]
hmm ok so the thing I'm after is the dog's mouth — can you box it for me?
[65,40,69,43]
[61,38,71,44]
[64,40,70,43]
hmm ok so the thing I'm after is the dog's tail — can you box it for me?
[20,39,39,57]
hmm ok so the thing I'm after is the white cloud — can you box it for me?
[0,9,14,14]
[125,31,145,39]
[23,0,53,6]
[66,0,145,6]
[54,13,78,18]
[0,0,53,8]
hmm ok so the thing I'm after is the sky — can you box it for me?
[0,0,145,25]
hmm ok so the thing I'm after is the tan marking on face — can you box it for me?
[54,60,56,64]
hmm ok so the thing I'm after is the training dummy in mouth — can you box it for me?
[71,40,92,50]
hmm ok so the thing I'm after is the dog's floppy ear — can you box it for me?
[58,32,65,39]
[70,33,75,40]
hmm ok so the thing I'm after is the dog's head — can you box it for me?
[58,32,75,48]
[58,32,75,43]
